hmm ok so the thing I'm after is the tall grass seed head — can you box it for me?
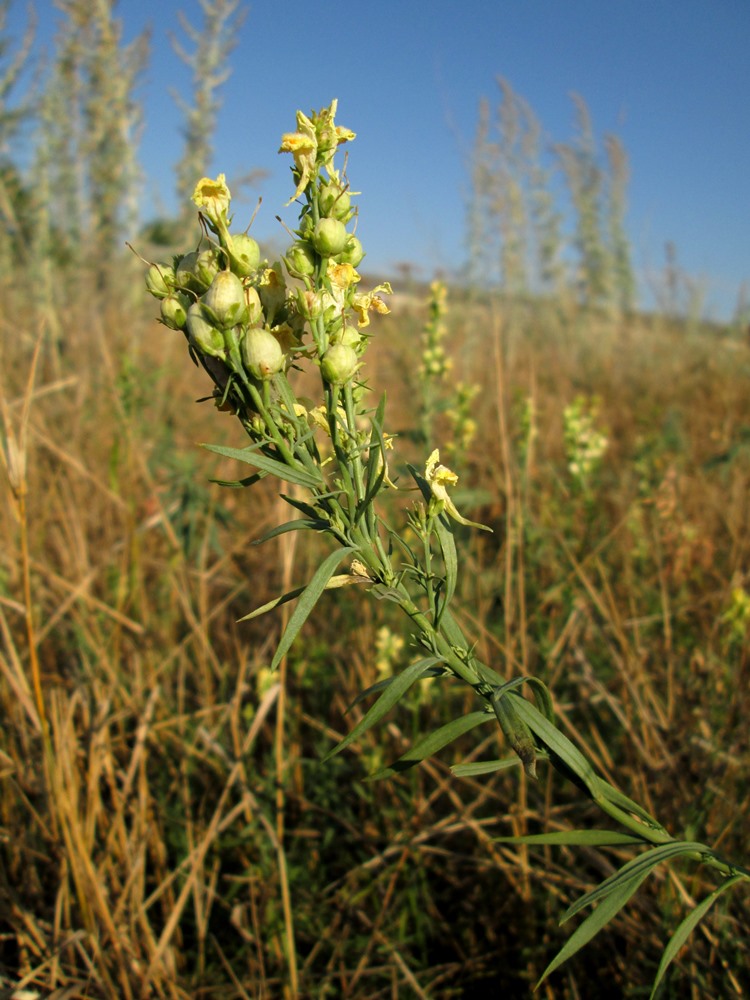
[186,301,226,358]
[160,291,191,330]
[242,326,285,380]
[202,270,249,327]
[320,343,359,384]
[228,233,261,277]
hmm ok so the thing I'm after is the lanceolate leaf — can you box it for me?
[203,442,324,489]
[251,518,328,545]
[237,586,306,622]
[562,841,709,924]
[368,711,493,781]
[270,546,354,670]
[348,663,447,711]
[538,869,652,986]
[512,696,599,794]
[452,753,550,777]
[649,875,747,999]
[322,656,443,762]
[433,512,458,620]
[495,830,648,847]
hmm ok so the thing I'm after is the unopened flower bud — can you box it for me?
[186,302,225,358]
[338,236,364,267]
[242,327,285,380]
[319,181,351,221]
[228,233,261,277]
[160,291,191,330]
[284,242,316,279]
[320,343,359,384]
[312,218,347,258]
[203,270,249,328]
[146,262,175,299]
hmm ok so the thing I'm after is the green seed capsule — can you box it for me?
[146,263,175,299]
[242,327,285,380]
[203,270,249,328]
[160,291,191,330]
[228,233,261,277]
[338,236,364,267]
[312,218,347,258]
[186,302,225,358]
[320,343,359,384]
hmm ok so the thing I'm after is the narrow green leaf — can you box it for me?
[252,519,327,545]
[210,472,263,488]
[597,778,667,833]
[538,870,652,986]
[433,513,458,620]
[202,442,324,489]
[368,711,493,781]
[494,830,648,847]
[452,755,541,777]
[649,875,746,999]
[237,586,306,622]
[525,676,555,723]
[562,841,709,923]
[512,696,599,794]
[270,547,354,670]
[322,656,443,762]
[348,663,447,711]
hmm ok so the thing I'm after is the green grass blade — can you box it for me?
[203,441,324,489]
[270,546,355,669]
[562,841,709,923]
[495,830,648,847]
[649,875,747,999]
[538,869,652,986]
[322,656,443,761]
[368,711,493,781]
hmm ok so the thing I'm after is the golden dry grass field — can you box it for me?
[1,267,749,997]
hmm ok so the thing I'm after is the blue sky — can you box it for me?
[7,0,750,318]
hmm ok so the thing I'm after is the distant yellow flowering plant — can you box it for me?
[143,100,749,996]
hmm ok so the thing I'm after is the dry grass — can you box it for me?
[1,274,749,998]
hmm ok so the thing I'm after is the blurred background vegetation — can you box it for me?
[1,1,749,996]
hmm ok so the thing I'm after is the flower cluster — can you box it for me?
[563,394,609,486]
[144,101,392,446]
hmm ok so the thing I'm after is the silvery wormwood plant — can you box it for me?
[143,100,748,994]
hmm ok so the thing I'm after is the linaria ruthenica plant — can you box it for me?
[144,100,748,993]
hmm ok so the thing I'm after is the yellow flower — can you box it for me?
[425,449,491,532]
[192,174,231,222]
[351,282,392,327]
[279,109,318,201]
[327,261,360,290]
